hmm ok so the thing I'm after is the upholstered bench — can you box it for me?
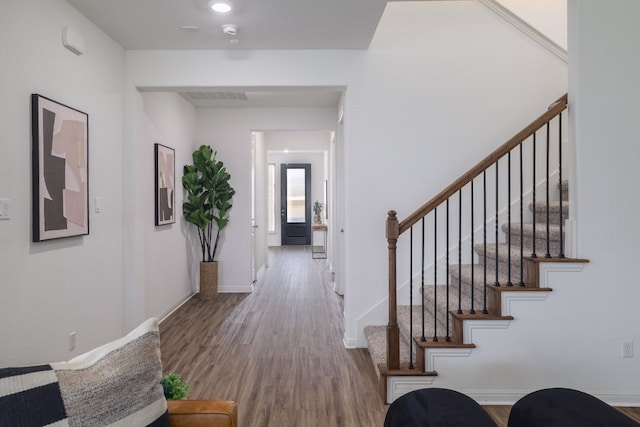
[508,388,640,427]
[384,388,498,427]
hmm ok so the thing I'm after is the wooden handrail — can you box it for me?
[398,93,567,235]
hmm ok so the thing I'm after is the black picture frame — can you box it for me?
[154,143,175,226]
[31,94,89,242]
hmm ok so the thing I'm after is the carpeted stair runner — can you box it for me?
[365,181,569,376]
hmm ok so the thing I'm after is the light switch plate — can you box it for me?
[0,198,10,220]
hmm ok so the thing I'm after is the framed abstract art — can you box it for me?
[154,143,175,226]
[31,94,89,242]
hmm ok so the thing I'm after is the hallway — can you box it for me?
[159,246,388,426]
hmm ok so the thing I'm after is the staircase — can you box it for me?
[364,95,589,403]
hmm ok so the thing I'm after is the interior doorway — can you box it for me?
[280,163,311,245]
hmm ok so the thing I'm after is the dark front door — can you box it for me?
[281,163,311,245]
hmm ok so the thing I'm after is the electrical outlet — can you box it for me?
[69,332,76,351]
[622,340,633,358]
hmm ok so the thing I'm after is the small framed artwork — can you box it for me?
[154,143,175,226]
[31,94,89,242]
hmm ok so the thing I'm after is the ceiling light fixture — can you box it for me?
[210,2,231,13]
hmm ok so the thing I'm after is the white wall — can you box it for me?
[252,132,268,280]
[566,0,640,401]
[0,0,126,365]
[140,92,196,318]
[125,1,567,350]
[192,108,337,291]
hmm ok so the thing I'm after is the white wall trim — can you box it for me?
[478,0,568,63]
[501,291,550,317]
[387,376,436,404]
[219,283,255,293]
[343,334,357,349]
[256,264,267,283]
[538,261,587,287]
[425,347,474,372]
[158,292,195,324]
[463,319,511,344]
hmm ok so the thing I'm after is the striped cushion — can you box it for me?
[0,318,169,427]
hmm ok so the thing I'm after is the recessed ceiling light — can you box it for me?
[210,2,231,13]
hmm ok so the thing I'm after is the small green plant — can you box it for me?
[160,372,190,400]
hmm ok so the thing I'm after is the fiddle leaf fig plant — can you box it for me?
[182,145,235,262]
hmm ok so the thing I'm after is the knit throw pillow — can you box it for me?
[0,318,169,426]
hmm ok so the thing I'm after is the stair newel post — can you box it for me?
[386,210,401,371]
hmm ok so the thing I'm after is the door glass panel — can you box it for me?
[287,168,306,223]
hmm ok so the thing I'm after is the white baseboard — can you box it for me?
[158,292,195,324]
[219,283,254,293]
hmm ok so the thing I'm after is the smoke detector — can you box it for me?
[221,24,238,36]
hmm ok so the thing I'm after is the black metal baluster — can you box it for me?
[433,209,438,342]
[532,133,538,258]
[507,151,513,286]
[470,181,476,313]
[421,217,426,342]
[559,113,565,258]
[495,161,500,287]
[545,122,551,258]
[409,227,414,369]
[483,171,489,313]
[458,188,463,313]
[519,143,525,286]
[446,199,451,341]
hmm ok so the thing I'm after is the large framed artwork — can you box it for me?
[154,143,175,226]
[31,94,89,242]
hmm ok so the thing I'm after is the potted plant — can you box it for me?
[161,372,190,400]
[182,145,235,300]
[313,200,323,224]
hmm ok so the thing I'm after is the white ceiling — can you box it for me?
[65,0,389,51]
[63,0,399,107]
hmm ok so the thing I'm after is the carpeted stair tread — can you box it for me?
[420,285,462,336]
[530,201,569,225]
[474,243,528,283]
[503,222,564,256]
[450,263,521,288]
[475,243,525,267]
[502,222,563,239]
[364,324,413,378]
[398,305,437,343]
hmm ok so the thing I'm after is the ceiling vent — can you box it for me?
[183,91,249,101]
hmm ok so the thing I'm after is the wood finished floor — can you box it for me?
[159,246,387,426]
[159,246,640,427]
